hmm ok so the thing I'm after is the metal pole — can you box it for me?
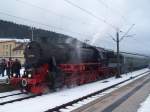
[10,44,12,58]
[31,27,34,41]
[116,31,121,78]
[108,25,135,78]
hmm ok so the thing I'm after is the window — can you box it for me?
[6,45,8,49]
[19,51,22,54]
[6,51,8,56]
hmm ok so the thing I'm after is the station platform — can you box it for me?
[72,73,150,112]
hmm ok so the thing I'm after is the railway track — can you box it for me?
[0,91,41,105]
[45,71,150,112]
[0,92,24,99]
[0,83,15,93]
[0,94,41,105]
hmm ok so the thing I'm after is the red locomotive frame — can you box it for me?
[10,63,116,94]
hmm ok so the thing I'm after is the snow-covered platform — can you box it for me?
[0,76,8,84]
[0,68,149,112]
[72,69,150,112]
[137,94,150,112]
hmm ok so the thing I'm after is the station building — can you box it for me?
[0,39,29,64]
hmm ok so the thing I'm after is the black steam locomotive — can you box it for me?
[10,38,149,94]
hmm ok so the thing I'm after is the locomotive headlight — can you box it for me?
[28,74,32,78]
[13,73,16,77]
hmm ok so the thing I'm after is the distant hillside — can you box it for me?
[0,19,81,44]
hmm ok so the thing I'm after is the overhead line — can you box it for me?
[96,0,128,23]
[0,11,90,38]
[119,24,135,41]
[15,0,88,25]
[63,0,117,30]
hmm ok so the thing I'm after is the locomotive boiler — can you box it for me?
[24,40,101,68]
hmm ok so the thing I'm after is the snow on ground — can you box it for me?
[0,76,7,80]
[137,94,150,112]
[0,70,8,84]
[0,68,149,112]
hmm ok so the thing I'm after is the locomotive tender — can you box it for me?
[10,39,149,94]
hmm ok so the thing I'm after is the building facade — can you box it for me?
[0,39,26,64]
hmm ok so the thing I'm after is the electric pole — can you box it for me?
[31,27,34,41]
[109,24,135,78]
[9,44,12,58]
[116,31,121,78]
[84,39,89,47]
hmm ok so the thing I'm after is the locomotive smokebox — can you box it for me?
[24,41,42,67]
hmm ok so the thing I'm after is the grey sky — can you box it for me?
[0,0,150,55]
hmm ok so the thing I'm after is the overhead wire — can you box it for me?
[14,0,122,36]
[119,24,135,41]
[63,0,118,30]
[62,0,147,57]
[0,4,148,57]
[96,0,128,24]
[15,0,88,26]
[0,11,90,38]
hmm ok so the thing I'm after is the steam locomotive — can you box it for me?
[9,39,149,94]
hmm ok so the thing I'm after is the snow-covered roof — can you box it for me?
[121,52,148,59]
[0,38,30,43]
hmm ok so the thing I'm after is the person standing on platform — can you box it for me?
[12,59,21,77]
[0,59,6,77]
[0,59,2,76]
[6,57,14,78]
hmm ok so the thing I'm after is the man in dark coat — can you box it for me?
[0,60,2,75]
[12,59,21,77]
[0,59,6,77]
[6,57,14,78]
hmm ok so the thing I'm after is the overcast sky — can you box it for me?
[0,0,150,55]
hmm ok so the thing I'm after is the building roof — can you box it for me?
[0,38,30,43]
